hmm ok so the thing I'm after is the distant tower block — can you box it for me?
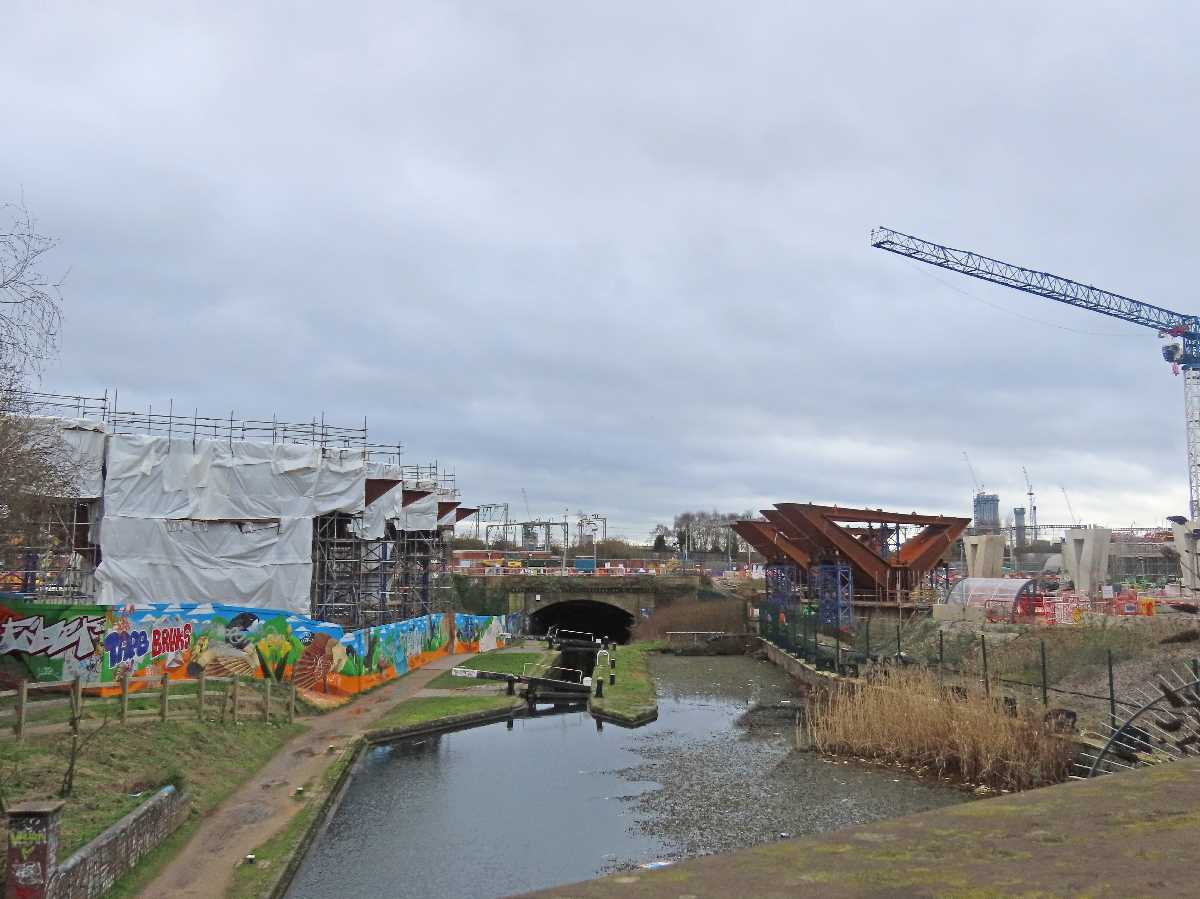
[1171,521,1200,595]
[1062,528,1112,598]
[1014,507,1027,548]
[973,493,1001,533]
[965,534,1005,578]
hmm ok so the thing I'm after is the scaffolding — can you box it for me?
[6,390,461,623]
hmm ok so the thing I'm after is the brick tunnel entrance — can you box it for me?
[528,599,635,644]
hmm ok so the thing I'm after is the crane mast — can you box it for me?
[872,227,1200,521]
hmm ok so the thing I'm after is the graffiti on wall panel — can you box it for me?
[0,599,452,708]
[453,614,517,654]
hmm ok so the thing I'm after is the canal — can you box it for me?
[286,654,967,899]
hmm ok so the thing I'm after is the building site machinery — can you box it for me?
[871,227,1200,520]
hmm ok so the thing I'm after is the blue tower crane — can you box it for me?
[871,227,1200,520]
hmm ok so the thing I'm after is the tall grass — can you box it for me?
[632,598,747,641]
[809,668,1073,791]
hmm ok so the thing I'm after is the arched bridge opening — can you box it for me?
[529,599,635,644]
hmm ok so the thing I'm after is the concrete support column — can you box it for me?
[964,535,1005,578]
[1063,528,1112,599]
[5,800,64,899]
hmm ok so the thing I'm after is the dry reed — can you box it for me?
[808,667,1073,791]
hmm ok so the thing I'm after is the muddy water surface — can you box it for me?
[286,653,966,899]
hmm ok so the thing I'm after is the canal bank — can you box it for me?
[135,651,483,899]
[520,756,1200,898]
[285,652,966,899]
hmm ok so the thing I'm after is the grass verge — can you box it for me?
[371,694,521,731]
[424,649,555,689]
[0,718,308,897]
[809,667,1073,791]
[589,641,659,724]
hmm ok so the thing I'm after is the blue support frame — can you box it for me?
[765,563,798,607]
[814,562,853,631]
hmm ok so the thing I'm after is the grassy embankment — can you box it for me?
[423,648,557,690]
[809,667,1074,791]
[0,718,305,897]
[589,641,660,724]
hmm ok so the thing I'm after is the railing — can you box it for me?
[1,672,297,741]
[665,631,728,647]
[756,602,1200,734]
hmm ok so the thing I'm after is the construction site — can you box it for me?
[735,227,1200,630]
[0,390,478,625]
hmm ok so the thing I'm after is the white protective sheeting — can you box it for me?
[103,434,366,520]
[29,417,107,498]
[436,490,459,527]
[95,516,313,613]
[402,491,439,531]
[356,482,403,540]
[355,485,442,538]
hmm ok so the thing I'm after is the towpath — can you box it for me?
[142,651,474,899]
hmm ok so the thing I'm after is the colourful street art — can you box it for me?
[0,597,454,707]
[453,613,522,654]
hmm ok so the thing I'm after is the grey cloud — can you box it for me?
[4,1,1198,537]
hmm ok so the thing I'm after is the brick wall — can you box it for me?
[47,786,189,899]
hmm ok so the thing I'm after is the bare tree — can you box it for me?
[1,200,64,376]
[0,200,75,582]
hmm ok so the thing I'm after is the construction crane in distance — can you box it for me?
[1062,486,1080,527]
[872,227,1200,521]
[1022,466,1038,540]
[962,451,983,493]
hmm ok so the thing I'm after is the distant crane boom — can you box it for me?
[962,451,982,493]
[871,227,1199,343]
[1062,486,1079,527]
[1022,465,1038,538]
[873,226,1200,520]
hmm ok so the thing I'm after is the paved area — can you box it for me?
[142,652,473,899]
[520,759,1200,898]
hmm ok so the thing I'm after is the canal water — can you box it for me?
[286,654,967,899]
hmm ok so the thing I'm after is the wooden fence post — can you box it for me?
[71,677,83,734]
[15,681,27,742]
[980,634,990,697]
[197,670,206,720]
[232,678,241,723]
[160,674,170,721]
[220,681,228,725]
[120,668,130,724]
[287,682,296,724]
[263,680,271,722]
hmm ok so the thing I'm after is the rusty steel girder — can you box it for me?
[737,502,968,602]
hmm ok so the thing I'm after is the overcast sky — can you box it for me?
[4,2,1198,538]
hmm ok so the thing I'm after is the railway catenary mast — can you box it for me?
[870,227,1200,521]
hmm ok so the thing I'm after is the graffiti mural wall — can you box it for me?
[0,594,450,707]
[453,613,523,654]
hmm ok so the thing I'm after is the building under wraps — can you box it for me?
[2,394,476,625]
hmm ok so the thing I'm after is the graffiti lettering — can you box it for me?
[0,615,105,661]
[151,624,192,657]
[103,630,150,667]
[12,861,44,885]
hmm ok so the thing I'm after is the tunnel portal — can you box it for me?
[528,599,635,644]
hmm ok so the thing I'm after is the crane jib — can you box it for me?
[872,225,1200,522]
[869,227,1198,339]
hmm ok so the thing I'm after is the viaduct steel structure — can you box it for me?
[734,503,969,606]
